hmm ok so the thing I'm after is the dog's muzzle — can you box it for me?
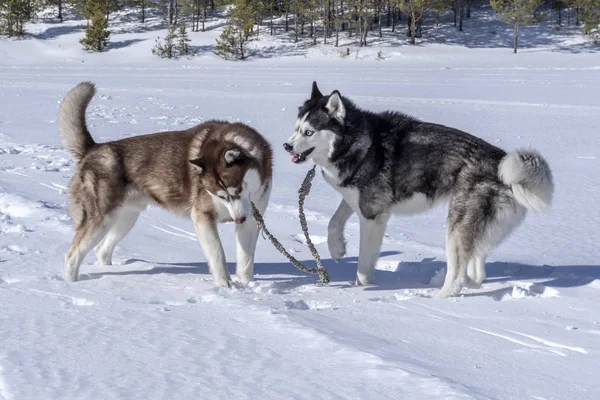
[283,143,314,164]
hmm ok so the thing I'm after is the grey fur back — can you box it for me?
[58,82,96,161]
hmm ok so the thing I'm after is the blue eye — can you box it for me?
[305,130,314,136]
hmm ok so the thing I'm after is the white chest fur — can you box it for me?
[212,198,233,222]
[321,165,362,215]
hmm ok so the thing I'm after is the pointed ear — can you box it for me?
[224,149,242,164]
[326,90,345,123]
[189,158,204,173]
[311,81,322,99]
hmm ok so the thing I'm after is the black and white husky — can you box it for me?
[284,82,553,298]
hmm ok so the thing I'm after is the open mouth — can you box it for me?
[291,147,315,164]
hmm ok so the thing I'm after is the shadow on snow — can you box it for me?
[90,250,600,298]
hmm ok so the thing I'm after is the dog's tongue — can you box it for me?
[292,154,300,163]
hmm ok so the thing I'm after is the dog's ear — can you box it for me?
[224,149,243,165]
[311,81,322,99]
[189,158,204,173]
[326,90,345,123]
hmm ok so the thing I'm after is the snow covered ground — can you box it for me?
[1,7,600,400]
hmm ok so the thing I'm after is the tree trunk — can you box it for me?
[141,0,145,23]
[467,0,471,18]
[294,12,298,42]
[458,0,464,31]
[58,0,63,21]
[323,2,328,45]
[174,0,179,25]
[558,7,562,25]
[453,1,457,27]
[285,2,289,32]
[358,12,363,46]
[391,5,395,32]
[386,0,391,26]
[514,24,518,54]
[270,7,274,35]
[314,13,317,44]
[202,6,206,31]
[410,14,416,44]
[378,2,382,38]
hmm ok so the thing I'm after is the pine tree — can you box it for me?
[215,21,246,59]
[490,0,544,53]
[80,0,111,51]
[180,0,210,32]
[571,0,600,40]
[214,0,255,60]
[429,0,452,26]
[0,0,36,36]
[396,0,426,44]
[152,24,178,58]
[140,0,151,23]
[46,0,64,21]
[176,24,191,55]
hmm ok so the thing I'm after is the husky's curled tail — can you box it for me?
[58,82,96,161]
[499,150,554,211]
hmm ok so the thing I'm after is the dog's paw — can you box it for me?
[327,233,346,262]
[215,277,234,288]
[95,248,113,266]
[355,272,373,286]
[436,281,465,298]
[236,273,254,284]
[63,272,79,283]
[466,278,482,289]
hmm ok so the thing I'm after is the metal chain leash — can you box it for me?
[251,166,331,285]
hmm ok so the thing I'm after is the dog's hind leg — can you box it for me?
[439,185,527,297]
[328,199,354,262]
[65,214,118,282]
[466,255,487,289]
[95,205,142,265]
[437,232,468,298]
[437,194,475,298]
[469,199,526,287]
[356,213,390,285]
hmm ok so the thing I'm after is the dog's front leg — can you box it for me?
[235,219,260,283]
[193,214,232,288]
[328,199,354,262]
[356,213,390,285]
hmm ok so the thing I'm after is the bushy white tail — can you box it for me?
[58,82,96,161]
[499,150,554,211]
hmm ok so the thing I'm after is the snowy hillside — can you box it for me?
[1,6,600,400]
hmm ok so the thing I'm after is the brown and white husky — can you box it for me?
[58,82,272,287]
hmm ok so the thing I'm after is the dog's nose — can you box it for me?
[283,143,293,152]
[235,216,247,224]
